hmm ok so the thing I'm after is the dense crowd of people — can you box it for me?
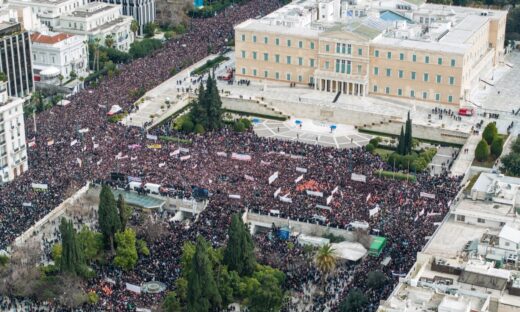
[0,0,464,310]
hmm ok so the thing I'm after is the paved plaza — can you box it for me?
[253,118,372,148]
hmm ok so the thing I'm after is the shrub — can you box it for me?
[365,143,375,153]
[87,291,99,305]
[376,170,416,182]
[174,114,192,130]
[239,118,252,129]
[483,123,498,145]
[491,137,504,159]
[181,119,194,132]
[194,123,205,134]
[369,137,382,148]
[475,139,490,162]
[367,271,388,289]
[233,120,246,132]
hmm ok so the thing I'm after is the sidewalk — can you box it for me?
[450,134,480,177]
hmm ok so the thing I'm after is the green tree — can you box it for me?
[77,226,103,263]
[405,112,413,154]
[190,74,223,131]
[51,243,62,265]
[248,271,285,312]
[136,239,150,256]
[397,126,405,155]
[0,71,7,82]
[143,22,157,38]
[130,19,139,36]
[491,136,504,159]
[365,143,375,153]
[187,236,222,312]
[0,254,9,267]
[104,34,115,49]
[59,218,85,274]
[223,214,256,276]
[339,289,368,312]
[501,152,520,176]
[475,139,490,162]
[117,194,132,231]
[114,228,138,271]
[366,271,388,289]
[483,122,498,145]
[315,244,336,292]
[511,135,520,154]
[98,185,121,252]
[162,291,182,312]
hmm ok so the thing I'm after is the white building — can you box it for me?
[99,0,155,35]
[54,2,134,52]
[0,1,41,31]
[7,0,87,29]
[30,31,88,84]
[0,80,28,183]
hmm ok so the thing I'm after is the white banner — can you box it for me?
[350,221,369,230]
[217,152,227,157]
[331,186,339,195]
[366,193,371,202]
[159,162,166,168]
[420,192,436,199]
[268,171,279,185]
[229,194,241,199]
[146,134,158,141]
[316,204,331,211]
[280,196,292,203]
[126,283,141,294]
[31,183,48,190]
[180,155,191,161]
[306,190,323,197]
[77,158,82,167]
[351,173,367,183]
[97,159,102,166]
[296,167,308,173]
[78,128,89,133]
[170,149,180,156]
[70,139,78,146]
[326,195,333,205]
[93,143,99,149]
[274,187,281,198]
[269,209,280,215]
[369,206,380,217]
[231,153,252,161]
[47,139,54,146]
[261,160,271,166]
[179,148,190,153]
[295,175,304,184]
[22,202,32,207]
[244,174,255,181]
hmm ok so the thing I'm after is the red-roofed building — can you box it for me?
[30,31,88,86]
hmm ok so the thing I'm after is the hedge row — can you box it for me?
[375,170,417,182]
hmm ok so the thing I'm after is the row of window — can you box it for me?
[372,67,456,85]
[240,67,313,83]
[372,85,455,103]
[240,51,316,67]
[240,34,315,49]
[323,43,364,57]
[374,50,457,67]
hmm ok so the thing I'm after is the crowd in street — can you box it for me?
[0,0,464,310]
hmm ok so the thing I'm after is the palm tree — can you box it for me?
[315,243,337,293]
[105,34,115,49]
[130,19,139,37]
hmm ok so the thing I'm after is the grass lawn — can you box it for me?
[374,148,394,160]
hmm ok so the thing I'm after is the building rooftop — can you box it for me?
[30,32,73,44]
[66,2,118,19]
[8,0,78,6]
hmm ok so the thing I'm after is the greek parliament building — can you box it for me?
[234,0,506,106]
[0,22,33,98]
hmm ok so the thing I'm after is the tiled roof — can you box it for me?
[30,32,73,44]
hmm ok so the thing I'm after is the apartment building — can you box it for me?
[234,0,507,106]
[54,2,134,51]
[97,0,155,35]
[0,22,34,97]
[0,80,28,183]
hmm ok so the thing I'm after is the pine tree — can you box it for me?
[187,236,222,312]
[397,126,405,155]
[117,194,130,231]
[405,112,413,154]
[98,185,121,252]
[59,218,84,274]
[223,214,256,276]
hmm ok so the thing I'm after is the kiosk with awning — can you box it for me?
[369,236,387,257]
